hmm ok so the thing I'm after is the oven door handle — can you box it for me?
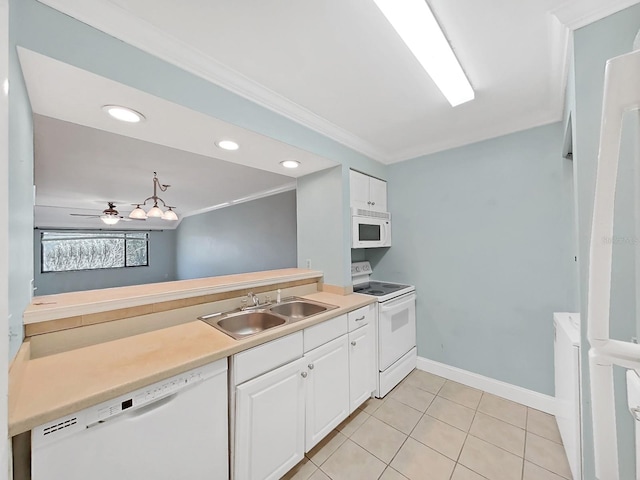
[379,293,416,311]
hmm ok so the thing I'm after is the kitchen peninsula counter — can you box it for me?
[10,287,375,436]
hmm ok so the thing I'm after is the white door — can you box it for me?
[349,170,370,211]
[379,293,416,371]
[235,357,306,480]
[349,324,375,413]
[368,177,387,212]
[305,335,350,451]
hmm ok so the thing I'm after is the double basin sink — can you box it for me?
[198,297,338,340]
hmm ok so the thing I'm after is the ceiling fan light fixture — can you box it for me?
[372,0,474,107]
[216,140,239,151]
[146,204,164,218]
[100,214,120,225]
[129,205,147,219]
[162,208,179,221]
[102,105,145,123]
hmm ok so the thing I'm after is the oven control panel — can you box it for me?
[351,261,372,275]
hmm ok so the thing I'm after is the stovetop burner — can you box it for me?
[351,261,415,301]
[353,280,412,298]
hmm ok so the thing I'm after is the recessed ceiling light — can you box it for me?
[373,0,474,107]
[102,105,145,123]
[216,140,240,151]
[280,160,300,169]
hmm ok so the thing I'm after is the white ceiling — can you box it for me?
[19,48,339,229]
[36,0,640,163]
[33,115,297,230]
[20,0,640,229]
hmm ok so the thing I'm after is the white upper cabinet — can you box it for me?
[368,177,387,212]
[350,170,387,212]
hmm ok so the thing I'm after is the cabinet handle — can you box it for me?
[301,371,308,378]
[351,341,357,346]
[308,364,314,370]
[355,316,365,322]
[371,202,375,206]
[367,201,371,205]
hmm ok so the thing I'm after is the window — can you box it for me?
[41,231,149,273]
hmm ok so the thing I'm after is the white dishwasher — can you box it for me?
[32,357,229,480]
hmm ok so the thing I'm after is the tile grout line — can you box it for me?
[521,407,529,480]
[450,390,485,480]
[381,379,440,478]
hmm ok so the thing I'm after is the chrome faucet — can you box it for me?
[247,292,259,307]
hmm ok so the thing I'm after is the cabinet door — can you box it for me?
[349,324,375,413]
[349,170,371,211]
[304,335,350,451]
[235,357,306,480]
[369,177,387,212]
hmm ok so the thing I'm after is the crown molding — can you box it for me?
[36,0,388,163]
[386,109,563,164]
[180,182,297,218]
[551,0,640,31]
[545,0,640,161]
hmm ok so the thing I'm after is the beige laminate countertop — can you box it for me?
[9,291,375,437]
[25,268,323,324]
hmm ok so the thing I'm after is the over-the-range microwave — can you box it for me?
[352,209,391,248]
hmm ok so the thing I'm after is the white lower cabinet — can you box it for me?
[349,323,375,413]
[304,335,350,451]
[235,356,307,480]
[233,309,376,480]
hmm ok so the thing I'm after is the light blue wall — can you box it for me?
[11,0,383,290]
[176,190,297,279]
[33,229,177,295]
[571,6,640,478]
[8,0,34,359]
[297,167,345,284]
[372,122,575,395]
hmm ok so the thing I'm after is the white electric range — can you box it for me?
[352,262,417,397]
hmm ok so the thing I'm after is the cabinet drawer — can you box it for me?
[348,304,375,332]
[304,315,348,353]
[234,332,303,385]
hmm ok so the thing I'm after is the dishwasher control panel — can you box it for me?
[95,371,204,423]
[32,359,225,449]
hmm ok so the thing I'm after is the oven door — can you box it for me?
[352,216,391,248]
[378,293,416,371]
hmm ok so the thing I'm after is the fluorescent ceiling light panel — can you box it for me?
[373,0,474,106]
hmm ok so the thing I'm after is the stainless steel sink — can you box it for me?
[199,297,338,339]
[268,297,337,321]
[200,310,287,340]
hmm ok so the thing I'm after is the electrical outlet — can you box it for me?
[306,259,311,269]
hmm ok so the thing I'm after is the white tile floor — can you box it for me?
[283,369,571,480]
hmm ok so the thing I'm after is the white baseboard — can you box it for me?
[416,356,556,415]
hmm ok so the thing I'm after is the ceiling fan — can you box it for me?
[69,202,145,226]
